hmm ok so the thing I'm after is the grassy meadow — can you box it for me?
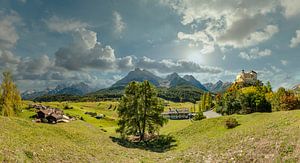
[1,101,300,162]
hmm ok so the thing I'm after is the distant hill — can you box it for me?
[204,80,232,93]
[22,82,93,100]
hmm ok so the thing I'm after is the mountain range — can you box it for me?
[21,82,93,100]
[111,68,209,90]
[88,68,232,102]
[204,80,232,93]
[22,68,232,101]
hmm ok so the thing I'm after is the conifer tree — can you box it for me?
[117,80,167,141]
[0,71,21,116]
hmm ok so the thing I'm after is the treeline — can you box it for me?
[157,85,204,103]
[214,81,300,115]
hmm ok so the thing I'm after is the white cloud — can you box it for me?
[280,0,300,18]
[258,66,299,89]
[0,10,21,49]
[54,27,134,71]
[73,28,97,49]
[17,55,53,75]
[281,60,288,65]
[161,0,279,51]
[218,24,279,48]
[0,50,20,71]
[113,11,126,35]
[290,30,300,48]
[178,31,215,54]
[136,56,222,74]
[239,48,272,60]
[44,16,88,33]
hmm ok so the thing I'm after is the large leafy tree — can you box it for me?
[0,71,22,116]
[217,86,271,115]
[116,81,167,141]
[266,87,300,111]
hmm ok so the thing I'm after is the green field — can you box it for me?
[1,101,300,162]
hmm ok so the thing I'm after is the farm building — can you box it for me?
[30,104,72,123]
[162,108,192,120]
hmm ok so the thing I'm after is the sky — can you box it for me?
[0,0,300,91]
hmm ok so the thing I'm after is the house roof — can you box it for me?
[162,108,190,115]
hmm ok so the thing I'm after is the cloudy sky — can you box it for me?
[0,0,300,91]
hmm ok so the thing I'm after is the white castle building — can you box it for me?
[235,70,258,84]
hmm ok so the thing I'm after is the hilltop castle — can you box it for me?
[235,70,258,84]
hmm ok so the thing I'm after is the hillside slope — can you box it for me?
[1,110,300,162]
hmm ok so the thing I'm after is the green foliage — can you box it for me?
[63,103,73,110]
[199,92,213,111]
[266,87,300,111]
[0,71,22,116]
[217,85,271,115]
[158,85,204,103]
[116,81,167,141]
[24,150,34,159]
[193,112,206,121]
[224,117,239,129]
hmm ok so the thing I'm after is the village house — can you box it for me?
[162,108,192,120]
[30,104,72,124]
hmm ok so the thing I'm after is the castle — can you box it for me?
[235,70,258,84]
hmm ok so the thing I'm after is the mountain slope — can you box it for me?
[166,73,194,87]
[111,68,162,87]
[204,80,232,93]
[183,75,208,91]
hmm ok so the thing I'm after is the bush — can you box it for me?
[85,112,97,117]
[224,117,239,129]
[63,103,73,110]
[193,112,206,121]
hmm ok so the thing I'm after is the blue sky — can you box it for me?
[0,0,299,91]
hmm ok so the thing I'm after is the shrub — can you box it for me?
[224,117,239,129]
[85,112,97,117]
[63,103,73,110]
[193,112,206,121]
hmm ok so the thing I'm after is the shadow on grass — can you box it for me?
[110,134,177,153]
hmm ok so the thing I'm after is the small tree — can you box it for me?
[116,81,167,141]
[193,111,206,121]
[0,71,22,116]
